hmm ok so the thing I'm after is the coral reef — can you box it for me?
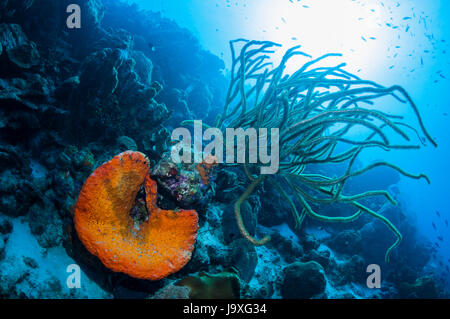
[281,261,326,299]
[151,151,216,208]
[174,271,241,299]
[150,271,241,299]
[0,23,40,70]
[152,284,191,299]
[0,0,446,299]
[399,276,438,298]
[205,39,436,263]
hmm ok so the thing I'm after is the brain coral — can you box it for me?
[74,151,198,280]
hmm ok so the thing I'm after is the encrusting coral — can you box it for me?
[190,39,437,263]
[74,151,198,280]
[151,151,217,207]
[196,155,218,186]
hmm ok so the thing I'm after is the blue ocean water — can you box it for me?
[129,0,450,285]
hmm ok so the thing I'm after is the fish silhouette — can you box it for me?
[436,211,441,218]
[437,236,444,242]
[432,222,437,230]
[445,220,448,227]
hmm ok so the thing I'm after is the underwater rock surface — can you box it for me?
[0,0,447,299]
[282,261,326,299]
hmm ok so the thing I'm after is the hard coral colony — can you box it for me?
[74,151,198,280]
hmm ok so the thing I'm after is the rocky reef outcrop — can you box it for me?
[281,261,326,299]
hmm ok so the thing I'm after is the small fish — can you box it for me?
[445,220,448,226]
[436,211,441,218]
[361,36,367,42]
[406,25,410,32]
[437,236,444,242]
[432,222,437,230]
[444,113,448,116]
[291,37,298,40]
[148,43,156,52]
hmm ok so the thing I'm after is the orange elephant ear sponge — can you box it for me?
[74,151,198,280]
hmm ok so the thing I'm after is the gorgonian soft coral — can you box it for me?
[208,39,437,262]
